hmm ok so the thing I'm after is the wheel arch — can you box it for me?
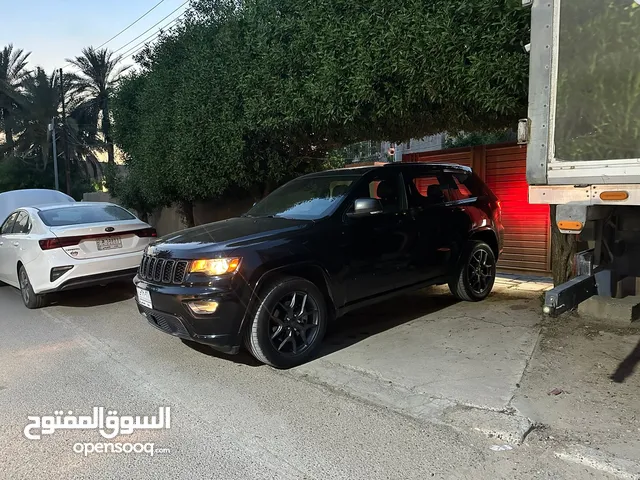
[469,228,499,260]
[241,262,337,334]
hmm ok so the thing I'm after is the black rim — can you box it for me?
[467,248,494,296]
[268,291,320,356]
[19,269,30,304]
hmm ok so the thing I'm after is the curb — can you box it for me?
[555,445,640,480]
[288,359,534,445]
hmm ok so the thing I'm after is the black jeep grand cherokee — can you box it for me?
[134,163,504,368]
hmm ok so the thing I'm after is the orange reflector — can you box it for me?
[557,220,583,231]
[600,191,629,201]
[228,258,241,272]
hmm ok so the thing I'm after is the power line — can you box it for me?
[118,16,183,59]
[96,0,167,49]
[61,1,188,71]
[112,1,188,55]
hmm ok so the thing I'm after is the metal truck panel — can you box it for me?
[527,0,640,188]
[525,0,554,185]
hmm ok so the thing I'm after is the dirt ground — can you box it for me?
[514,310,640,474]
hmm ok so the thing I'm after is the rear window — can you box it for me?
[38,205,136,227]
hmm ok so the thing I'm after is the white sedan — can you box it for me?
[0,202,156,309]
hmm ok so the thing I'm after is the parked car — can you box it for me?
[0,188,75,224]
[0,202,157,308]
[134,163,504,368]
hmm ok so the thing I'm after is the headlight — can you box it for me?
[189,257,241,276]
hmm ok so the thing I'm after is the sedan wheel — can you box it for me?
[18,265,47,309]
[247,277,328,368]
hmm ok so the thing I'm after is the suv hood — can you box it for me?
[148,216,311,257]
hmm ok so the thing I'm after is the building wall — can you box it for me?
[82,192,254,237]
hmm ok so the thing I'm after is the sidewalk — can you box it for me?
[287,275,640,478]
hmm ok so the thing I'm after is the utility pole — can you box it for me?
[49,118,59,191]
[59,68,72,195]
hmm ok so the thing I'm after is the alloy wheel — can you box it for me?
[268,291,320,356]
[19,268,30,305]
[467,249,494,296]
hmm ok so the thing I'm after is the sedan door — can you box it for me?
[0,212,19,284]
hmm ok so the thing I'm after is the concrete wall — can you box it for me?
[82,191,254,237]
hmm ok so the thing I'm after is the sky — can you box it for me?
[0,0,189,73]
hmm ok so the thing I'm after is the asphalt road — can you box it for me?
[0,283,611,479]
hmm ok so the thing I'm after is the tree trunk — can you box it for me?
[178,200,195,228]
[550,205,578,286]
[3,108,14,151]
[262,180,274,198]
[102,103,114,165]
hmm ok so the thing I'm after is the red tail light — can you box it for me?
[494,200,502,222]
[39,236,82,250]
[39,238,63,250]
[39,227,157,251]
[136,228,157,238]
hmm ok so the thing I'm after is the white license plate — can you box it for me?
[97,236,122,251]
[137,287,153,309]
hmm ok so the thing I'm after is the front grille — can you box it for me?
[139,254,189,284]
[143,308,189,336]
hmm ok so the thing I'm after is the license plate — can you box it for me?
[137,287,153,309]
[97,236,122,251]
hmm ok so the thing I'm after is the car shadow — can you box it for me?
[610,337,640,383]
[315,288,458,360]
[180,339,263,367]
[48,282,136,308]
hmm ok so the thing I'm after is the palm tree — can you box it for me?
[12,68,60,170]
[66,47,130,165]
[0,44,31,151]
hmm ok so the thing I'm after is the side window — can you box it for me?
[12,212,31,234]
[449,174,475,201]
[0,213,18,235]
[350,171,404,214]
[405,172,450,208]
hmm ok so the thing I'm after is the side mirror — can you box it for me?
[347,198,383,218]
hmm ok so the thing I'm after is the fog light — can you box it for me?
[50,266,74,282]
[188,301,219,315]
[543,305,552,315]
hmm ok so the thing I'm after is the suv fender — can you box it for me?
[239,262,337,334]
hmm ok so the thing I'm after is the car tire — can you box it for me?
[246,276,328,369]
[448,241,496,302]
[18,265,47,309]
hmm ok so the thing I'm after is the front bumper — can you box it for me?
[133,275,247,355]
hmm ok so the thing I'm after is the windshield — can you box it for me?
[38,205,136,227]
[246,176,357,220]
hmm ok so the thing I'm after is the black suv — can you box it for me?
[134,163,504,368]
